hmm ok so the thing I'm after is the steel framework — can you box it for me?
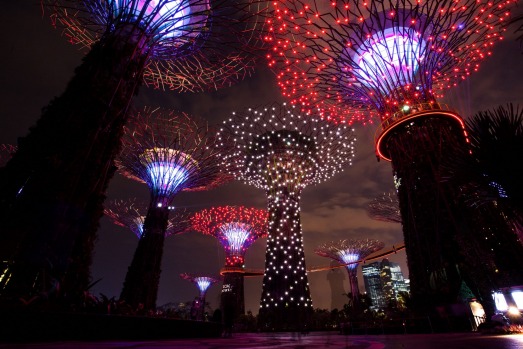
[180,272,220,321]
[218,102,356,329]
[367,192,401,224]
[315,239,384,307]
[104,198,191,238]
[191,205,268,318]
[116,107,226,310]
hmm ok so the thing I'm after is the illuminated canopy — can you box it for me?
[268,0,516,123]
[191,206,268,267]
[351,27,427,92]
[116,108,225,206]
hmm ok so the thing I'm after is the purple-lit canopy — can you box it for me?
[116,108,227,206]
[220,222,251,257]
[315,239,385,270]
[191,206,268,268]
[104,198,191,238]
[338,252,360,270]
[180,272,220,298]
[350,27,427,94]
[43,0,268,92]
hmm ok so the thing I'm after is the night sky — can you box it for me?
[1,3,523,314]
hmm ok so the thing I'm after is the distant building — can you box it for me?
[362,259,409,309]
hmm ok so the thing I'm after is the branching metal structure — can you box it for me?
[104,198,191,238]
[180,272,220,321]
[0,0,266,300]
[0,145,17,168]
[315,239,384,307]
[367,192,401,224]
[191,205,268,318]
[115,107,227,310]
[218,102,356,329]
[45,0,267,92]
[267,0,516,311]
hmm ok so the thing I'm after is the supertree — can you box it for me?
[266,0,516,311]
[191,205,268,319]
[0,0,266,299]
[218,102,356,329]
[0,145,17,168]
[442,104,523,316]
[180,273,220,321]
[115,107,227,310]
[315,239,384,308]
[367,192,401,224]
[104,198,191,238]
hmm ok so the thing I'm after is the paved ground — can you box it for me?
[2,332,523,349]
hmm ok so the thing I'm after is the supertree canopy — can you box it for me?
[0,0,266,300]
[367,192,401,224]
[45,0,267,92]
[315,239,384,307]
[0,145,17,168]
[268,0,514,125]
[266,0,517,312]
[115,107,227,310]
[180,272,220,321]
[191,205,268,318]
[218,102,356,329]
[104,198,191,238]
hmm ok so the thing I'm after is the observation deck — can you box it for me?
[375,102,466,162]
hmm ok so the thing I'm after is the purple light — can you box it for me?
[339,251,360,269]
[195,277,213,293]
[220,222,251,256]
[132,216,146,238]
[142,148,192,197]
[351,27,426,91]
[111,0,208,40]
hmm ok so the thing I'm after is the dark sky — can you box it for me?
[1,3,523,314]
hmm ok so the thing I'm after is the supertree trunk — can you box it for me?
[458,202,523,318]
[347,269,360,308]
[383,115,467,312]
[258,189,312,330]
[120,204,169,310]
[0,29,147,299]
[221,272,245,320]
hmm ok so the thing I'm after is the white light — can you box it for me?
[512,291,523,310]
[494,292,509,312]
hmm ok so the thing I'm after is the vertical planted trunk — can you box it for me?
[0,29,148,300]
[384,115,468,312]
[120,204,169,310]
[258,189,312,330]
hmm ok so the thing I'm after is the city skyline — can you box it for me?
[1,3,523,314]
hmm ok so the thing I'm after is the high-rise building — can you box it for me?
[362,259,409,310]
